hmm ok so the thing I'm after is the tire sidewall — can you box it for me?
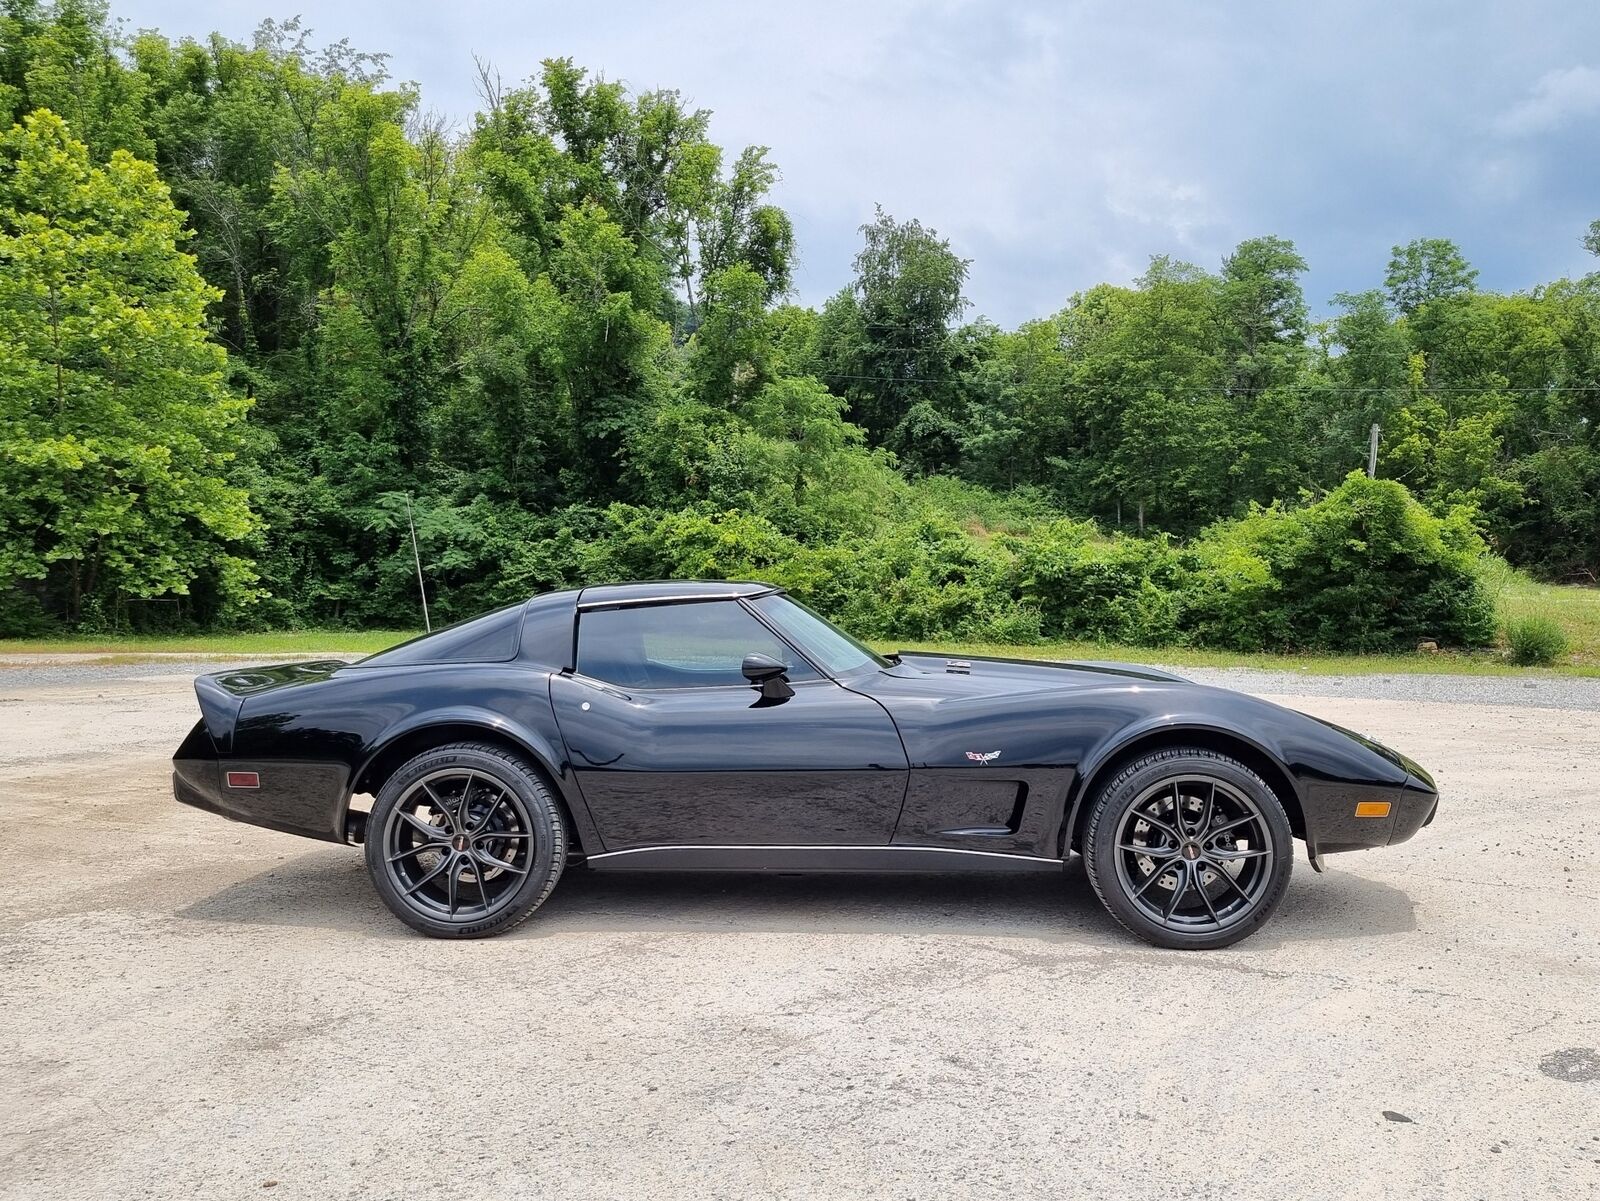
[364,744,564,939]
[1086,749,1293,950]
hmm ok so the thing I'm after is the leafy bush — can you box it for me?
[1184,473,1496,651]
[774,517,1017,641]
[179,470,1502,658]
[0,589,58,638]
[1505,615,1569,665]
[590,506,800,583]
[1009,520,1185,643]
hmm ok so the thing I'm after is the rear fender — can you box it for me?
[350,703,599,851]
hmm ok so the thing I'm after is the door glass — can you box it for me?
[577,601,818,689]
[749,593,889,675]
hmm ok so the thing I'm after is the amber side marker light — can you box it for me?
[1354,801,1391,818]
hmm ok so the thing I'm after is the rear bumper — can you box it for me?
[172,720,350,843]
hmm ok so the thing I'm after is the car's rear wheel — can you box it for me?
[365,742,565,939]
[1083,748,1292,949]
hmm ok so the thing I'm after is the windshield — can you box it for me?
[751,594,890,676]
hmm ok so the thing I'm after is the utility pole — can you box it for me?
[405,492,431,632]
[1368,423,1380,479]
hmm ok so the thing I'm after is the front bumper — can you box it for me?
[1387,772,1440,846]
[1302,772,1439,856]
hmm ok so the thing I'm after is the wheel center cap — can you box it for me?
[451,834,469,853]
[1181,842,1201,861]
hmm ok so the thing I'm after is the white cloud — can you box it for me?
[1495,65,1600,136]
[1101,159,1215,247]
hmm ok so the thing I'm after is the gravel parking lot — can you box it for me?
[2,657,1597,1200]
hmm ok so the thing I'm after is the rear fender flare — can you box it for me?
[349,706,580,821]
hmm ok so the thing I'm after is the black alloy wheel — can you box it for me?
[1084,748,1293,949]
[365,743,565,938]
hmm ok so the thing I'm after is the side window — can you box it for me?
[577,601,818,689]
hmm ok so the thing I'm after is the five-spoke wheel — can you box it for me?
[1085,748,1292,949]
[365,743,565,938]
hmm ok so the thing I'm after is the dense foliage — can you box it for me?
[0,107,254,630]
[3,1,1596,649]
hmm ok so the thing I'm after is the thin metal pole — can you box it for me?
[1368,423,1380,478]
[405,492,430,632]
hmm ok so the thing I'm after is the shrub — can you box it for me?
[1185,473,1497,651]
[589,505,800,583]
[1009,520,1184,643]
[961,603,1044,644]
[1505,615,1569,665]
[0,588,58,638]
[775,517,1015,640]
[1181,517,1289,649]
[357,475,1501,657]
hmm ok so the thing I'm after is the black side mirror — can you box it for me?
[741,652,795,700]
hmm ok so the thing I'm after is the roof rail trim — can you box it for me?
[576,586,783,612]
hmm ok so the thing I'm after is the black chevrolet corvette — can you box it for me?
[173,581,1438,948]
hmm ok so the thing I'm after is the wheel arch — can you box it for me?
[1061,722,1306,856]
[348,715,585,853]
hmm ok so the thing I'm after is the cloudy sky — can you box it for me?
[114,0,1600,326]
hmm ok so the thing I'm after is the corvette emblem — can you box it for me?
[965,751,1001,764]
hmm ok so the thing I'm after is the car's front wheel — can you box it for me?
[1083,747,1293,949]
[365,742,566,938]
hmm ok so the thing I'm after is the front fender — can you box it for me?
[1074,711,1307,810]
[1063,689,1413,856]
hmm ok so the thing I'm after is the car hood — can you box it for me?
[889,651,1188,694]
[1308,714,1436,789]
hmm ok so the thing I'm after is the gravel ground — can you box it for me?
[1171,664,1600,712]
[1,659,1597,1200]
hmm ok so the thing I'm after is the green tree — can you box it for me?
[673,144,794,325]
[1219,236,1311,502]
[1064,259,1230,532]
[1384,237,1477,315]
[0,109,256,625]
[1301,289,1410,481]
[817,207,970,464]
[272,88,483,474]
[0,0,150,159]
[688,263,778,409]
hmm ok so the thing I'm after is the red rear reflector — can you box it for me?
[226,771,260,789]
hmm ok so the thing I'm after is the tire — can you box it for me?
[1083,747,1293,950]
[364,742,566,939]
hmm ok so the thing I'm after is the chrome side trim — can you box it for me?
[584,843,1066,874]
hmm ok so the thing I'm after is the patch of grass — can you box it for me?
[883,574,1600,678]
[1505,615,1570,666]
[1493,573,1599,664]
[0,630,417,657]
[877,638,1600,678]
